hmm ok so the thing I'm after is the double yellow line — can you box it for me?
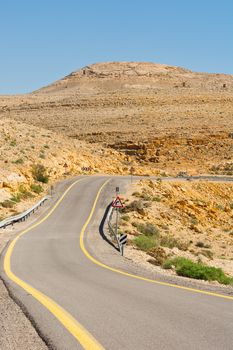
[3,177,233,349]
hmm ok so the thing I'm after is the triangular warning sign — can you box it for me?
[112,196,124,208]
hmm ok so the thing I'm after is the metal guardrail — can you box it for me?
[107,206,121,252]
[0,196,50,229]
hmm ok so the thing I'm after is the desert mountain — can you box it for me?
[0,61,233,220]
[1,61,232,176]
[0,61,233,205]
[35,61,233,94]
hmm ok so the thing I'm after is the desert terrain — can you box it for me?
[0,61,233,278]
[118,179,233,281]
[1,62,233,217]
[0,62,233,350]
[1,62,233,177]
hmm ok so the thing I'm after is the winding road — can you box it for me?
[1,176,233,349]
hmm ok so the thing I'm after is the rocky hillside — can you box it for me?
[0,117,129,220]
[119,179,233,277]
[1,62,232,175]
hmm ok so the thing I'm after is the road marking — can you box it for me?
[4,178,105,350]
[80,180,233,301]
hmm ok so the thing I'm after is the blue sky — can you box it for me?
[0,0,232,94]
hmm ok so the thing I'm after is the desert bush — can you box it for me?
[12,158,24,164]
[189,217,198,225]
[195,241,205,248]
[162,257,233,285]
[152,196,161,202]
[10,193,22,203]
[134,235,158,251]
[32,164,49,183]
[30,183,43,194]
[39,152,46,159]
[1,200,15,208]
[136,222,159,237]
[140,192,151,201]
[122,200,144,213]
[147,246,167,265]
[160,235,185,250]
[10,140,16,146]
[20,188,34,199]
[200,249,214,260]
[195,241,211,249]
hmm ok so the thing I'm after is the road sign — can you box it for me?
[112,196,124,208]
[119,234,127,245]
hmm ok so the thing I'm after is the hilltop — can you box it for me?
[36,61,233,94]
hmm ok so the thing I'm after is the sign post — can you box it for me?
[119,233,127,256]
[112,194,125,254]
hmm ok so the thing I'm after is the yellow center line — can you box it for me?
[80,180,233,301]
[4,177,105,350]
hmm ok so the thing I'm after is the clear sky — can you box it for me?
[0,0,232,94]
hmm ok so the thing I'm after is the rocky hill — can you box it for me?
[36,61,233,94]
[1,62,232,177]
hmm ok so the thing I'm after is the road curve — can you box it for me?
[1,176,233,350]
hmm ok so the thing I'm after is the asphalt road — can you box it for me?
[1,176,233,350]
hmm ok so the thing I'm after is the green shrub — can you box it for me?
[30,183,43,194]
[162,257,233,285]
[18,185,34,199]
[136,222,159,237]
[10,193,22,203]
[32,164,49,183]
[134,235,158,251]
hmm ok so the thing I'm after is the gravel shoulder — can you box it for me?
[0,279,47,350]
[0,213,49,350]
